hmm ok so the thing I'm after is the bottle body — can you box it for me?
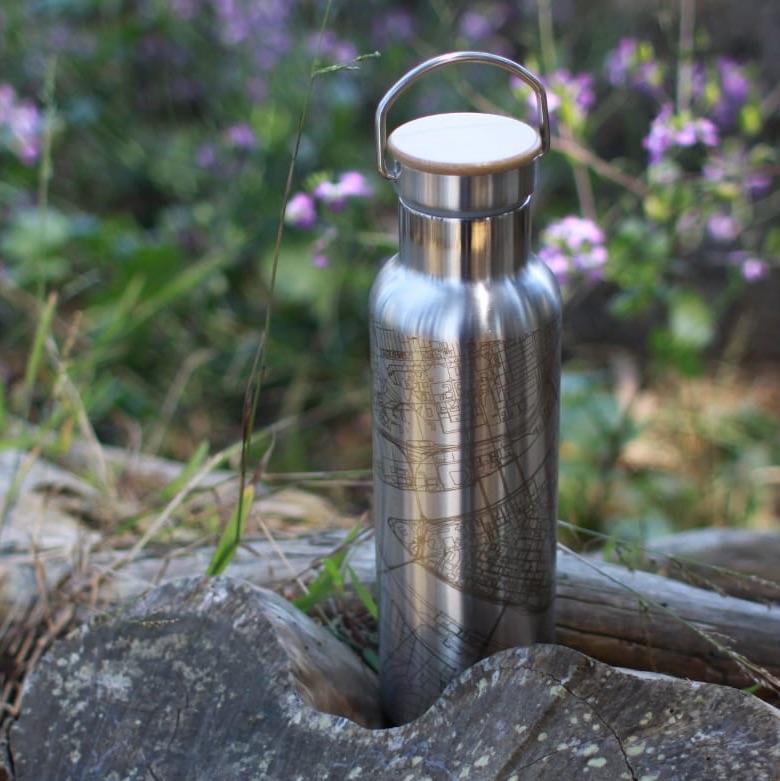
[370,253,561,725]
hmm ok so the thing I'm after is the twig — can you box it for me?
[676,0,696,113]
[443,75,648,199]
[100,414,298,578]
[145,348,214,456]
[557,520,780,597]
[559,124,597,221]
[47,334,115,497]
[558,542,780,693]
[537,0,558,74]
[551,135,648,197]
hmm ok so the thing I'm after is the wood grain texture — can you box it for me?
[10,577,779,780]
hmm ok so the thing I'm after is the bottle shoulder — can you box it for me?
[370,255,561,342]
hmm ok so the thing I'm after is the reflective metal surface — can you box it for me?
[395,165,536,216]
[375,51,549,180]
[371,53,560,726]
[399,199,531,280]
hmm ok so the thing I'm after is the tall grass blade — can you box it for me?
[207,484,255,576]
[22,292,57,404]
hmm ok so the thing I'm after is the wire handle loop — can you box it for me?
[375,51,550,180]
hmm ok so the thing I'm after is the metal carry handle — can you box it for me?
[375,51,550,181]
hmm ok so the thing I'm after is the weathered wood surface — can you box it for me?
[2,450,779,690]
[634,527,780,603]
[2,526,779,690]
[10,577,780,780]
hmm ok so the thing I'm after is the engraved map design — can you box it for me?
[372,324,558,492]
[387,466,554,610]
[380,567,503,719]
[372,319,560,721]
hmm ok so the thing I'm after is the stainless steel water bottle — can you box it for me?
[370,52,561,725]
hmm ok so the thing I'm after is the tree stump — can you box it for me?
[9,577,779,780]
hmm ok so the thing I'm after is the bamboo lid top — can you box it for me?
[387,112,542,176]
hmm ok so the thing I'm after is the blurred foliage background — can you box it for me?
[0,0,778,542]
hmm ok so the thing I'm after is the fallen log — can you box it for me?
[630,527,780,603]
[2,528,778,691]
[2,450,778,692]
[10,577,780,780]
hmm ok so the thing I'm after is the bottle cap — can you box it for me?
[376,52,549,216]
[388,112,542,177]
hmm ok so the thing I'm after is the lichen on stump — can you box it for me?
[10,577,780,780]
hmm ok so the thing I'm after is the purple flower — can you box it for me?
[169,0,197,19]
[285,192,317,229]
[703,146,772,200]
[203,0,291,71]
[713,58,751,126]
[604,38,635,84]
[538,247,570,285]
[728,252,771,282]
[707,213,740,242]
[0,84,42,165]
[604,38,664,95]
[539,216,608,289]
[746,171,771,199]
[643,105,676,163]
[719,58,750,105]
[310,227,337,268]
[458,4,509,41]
[225,123,256,149]
[372,10,415,46]
[519,69,595,128]
[643,105,718,164]
[335,171,372,198]
[0,85,16,123]
[196,144,217,168]
[310,31,357,63]
[740,257,769,281]
[459,11,493,40]
[313,171,373,211]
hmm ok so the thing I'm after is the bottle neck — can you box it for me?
[398,198,531,281]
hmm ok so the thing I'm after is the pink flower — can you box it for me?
[284,192,316,229]
[707,213,740,242]
[538,247,570,285]
[643,105,718,164]
[313,180,344,210]
[336,171,372,198]
[741,258,769,282]
[312,253,330,268]
[0,84,42,165]
[540,215,608,290]
[604,38,664,95]
[518,69,594,128]
[314,171,373,211]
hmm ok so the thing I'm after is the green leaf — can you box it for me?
[293,524,364,613]
[292,564,338,613]
[347,564,378,620]
[270,242,342,325]
[0,382,6,434]
[207,485,254,576]
[669,291,714,350]
[2,207,73,263]
[160,441,210,501]
[130,253,227,330]
[323,556,344,592]
[739,103,761,136]
[23,293,57,398]
[361,648,379,672]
